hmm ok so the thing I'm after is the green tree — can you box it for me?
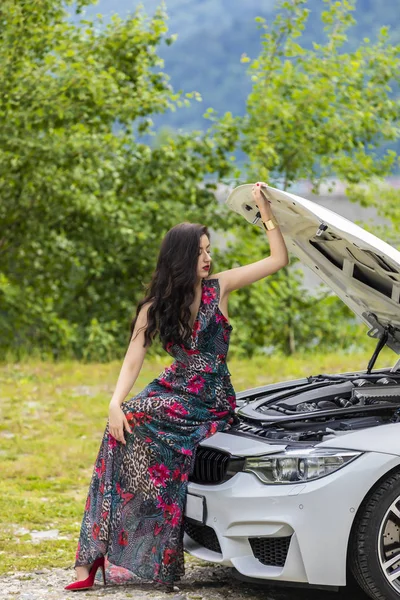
[242,0,400,187]
[0,0,237,361]
[220,0,400,355]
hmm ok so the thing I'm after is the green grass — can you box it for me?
[0,348,396,574]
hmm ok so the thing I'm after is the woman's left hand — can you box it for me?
[252,181,272,213]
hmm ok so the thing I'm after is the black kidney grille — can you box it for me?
[184,519,222,553]
[190,447,230,484]
[249,536,292,567]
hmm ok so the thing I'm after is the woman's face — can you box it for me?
[197,234,211,278]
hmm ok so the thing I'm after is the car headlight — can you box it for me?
[244,448,362,484]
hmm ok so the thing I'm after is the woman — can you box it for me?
[65,182,288,593]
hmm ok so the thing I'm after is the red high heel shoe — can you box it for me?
[64,556,106,591]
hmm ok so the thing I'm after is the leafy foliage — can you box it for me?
[242,0,400,187]
[0,0,238,360]
[2,0,400,360]
[224,0,400,354]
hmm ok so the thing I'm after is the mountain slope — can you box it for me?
[80,0,400,131]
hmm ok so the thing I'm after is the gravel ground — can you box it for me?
[0,560,369,600]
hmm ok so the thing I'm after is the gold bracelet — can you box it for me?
[262,218,277,231]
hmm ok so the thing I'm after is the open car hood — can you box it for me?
[226,184,400,353]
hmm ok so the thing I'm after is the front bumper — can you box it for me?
[184,450,400,587]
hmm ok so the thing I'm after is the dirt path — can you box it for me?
[0,559,369,600]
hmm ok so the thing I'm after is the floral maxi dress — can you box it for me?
[74,277,237,585]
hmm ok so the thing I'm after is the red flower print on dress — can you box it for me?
[154,522,163,536]
[172,467,188,482]
[186,348,200,356]
[167,503,181,527]
[125,411,134,424]
[192,319,201,335]
[180,447,192,456]
[209,421,218,436]
[126,411,152,427]
[95,458,105,478]
[215,312,227,324]
[204,364,213,373]
[226,395,236,409]
[96,458,106,477]
[163,548,177,565]
[202,285,217,304]
[116,482,135,506]
[92,523,100,539]
[85,496,91,511]
[159,377,173,390]
[148,464,170,487]
[108,434,117,449]
[187,374,205,394]
[166,401,189,418]
[210,408,229,417]
[118,530,128,546]
[223,329,230,343]
[166,341,174,353]
[158,501,181,527]
[157,495,167,508]
[100,482,105,494]
[75,541,81,560]
[172,467,181,480]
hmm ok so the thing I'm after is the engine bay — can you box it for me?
[236,372,400,443]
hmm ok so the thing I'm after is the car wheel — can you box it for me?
[350,471,400,600]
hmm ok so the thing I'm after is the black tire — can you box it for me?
[350,471,400,600]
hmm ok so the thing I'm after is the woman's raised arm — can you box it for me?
[216,182,289,294]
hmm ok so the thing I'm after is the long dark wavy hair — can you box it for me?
[130,222,213,349]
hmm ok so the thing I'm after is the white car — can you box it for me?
[183,184,400,600]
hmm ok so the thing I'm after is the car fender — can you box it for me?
[317,422,400,455]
